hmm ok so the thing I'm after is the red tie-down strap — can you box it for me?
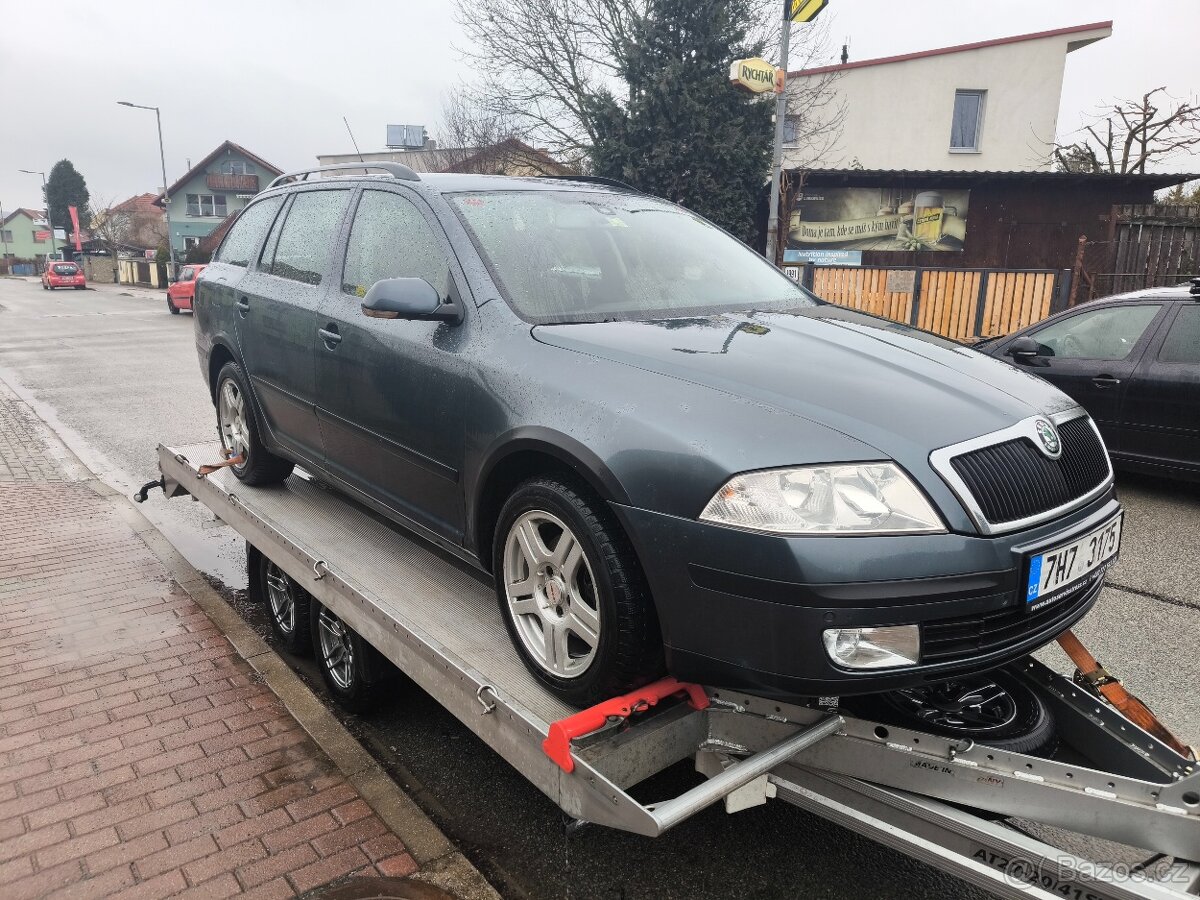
[543,677,710,773]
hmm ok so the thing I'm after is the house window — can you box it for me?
[221,161,253,175]
[950,90,985,152]
[186,194,229,217]
[0,230,11,243]
[184,236,201,250]
[33,231,46,243]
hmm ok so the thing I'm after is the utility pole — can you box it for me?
[118,101,177,280]
[764,0,828,266]
[0,199,9,273]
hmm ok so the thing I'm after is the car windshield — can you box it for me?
[450,190,819,324]
[53,264,78,274]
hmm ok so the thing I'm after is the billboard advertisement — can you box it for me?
[788,187,969,252]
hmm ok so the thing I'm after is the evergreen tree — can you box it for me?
[45,160,91,235]
[590,0,772,244]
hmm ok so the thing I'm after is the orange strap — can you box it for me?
[1057,630,1193,760]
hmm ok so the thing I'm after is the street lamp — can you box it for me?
[17,169,58,263]
[118,100,177,279]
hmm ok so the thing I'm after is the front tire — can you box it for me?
[258,556,312,655]
[167,295,180,314]
[311,602,389,712]
[494,476,663,707]
[214,360,294,485]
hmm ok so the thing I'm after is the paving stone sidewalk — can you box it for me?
[0,384,421,898]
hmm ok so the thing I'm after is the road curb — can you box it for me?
[1,372,500,900]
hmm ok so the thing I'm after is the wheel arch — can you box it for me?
[470,429,632,572]
[207,341,239,404]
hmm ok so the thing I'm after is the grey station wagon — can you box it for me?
[194,163,1122,707]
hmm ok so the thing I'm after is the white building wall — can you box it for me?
[785,26,1110,172]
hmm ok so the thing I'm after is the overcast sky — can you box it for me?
[1,0,1196,213]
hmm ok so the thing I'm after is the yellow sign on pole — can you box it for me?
[729,57,784,94]
[789,0,828,23]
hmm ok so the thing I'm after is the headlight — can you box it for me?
[823,625,920,669]
[699,463,943,535]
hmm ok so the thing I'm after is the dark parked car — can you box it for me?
[193,165,1122,710]
[980,280,1200,482]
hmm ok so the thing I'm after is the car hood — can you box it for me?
[532,307,1077,461]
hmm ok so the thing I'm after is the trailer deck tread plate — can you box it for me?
[172,442,574,726]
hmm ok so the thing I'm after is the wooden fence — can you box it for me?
[799,265,1069,341]
[1089,204,1200,298]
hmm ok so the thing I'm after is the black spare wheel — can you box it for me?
[849,669,1056,756]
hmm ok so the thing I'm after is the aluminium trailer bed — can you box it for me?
[155,442,1200,900]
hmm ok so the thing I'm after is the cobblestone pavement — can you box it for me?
[0,387,420,897]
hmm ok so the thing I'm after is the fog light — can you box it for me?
[823,625,920,670]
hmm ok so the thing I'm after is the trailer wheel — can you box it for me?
[848,670,1057,756]
[257,556,312,655]
[310,602,388,713]
[214,361,294,485]
[494,475,663,707]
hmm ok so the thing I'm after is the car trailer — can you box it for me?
[151,442,1200,900]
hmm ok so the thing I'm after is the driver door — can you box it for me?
[1007,302,1166,452]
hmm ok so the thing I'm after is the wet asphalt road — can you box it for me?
[1,277,1198,899]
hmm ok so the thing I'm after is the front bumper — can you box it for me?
[613,488,1120,698]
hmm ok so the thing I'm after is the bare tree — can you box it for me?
[434,89,569,174]
[87,198,132,283]
[779,16,846,169]
[452,0,842,169]
[1054,87,1200,174]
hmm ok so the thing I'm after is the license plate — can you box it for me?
[1025,514,1121,612]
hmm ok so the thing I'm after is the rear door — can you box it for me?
[1007,302,1166,452]
[234,186,353,466]
[314,187,470,543]
[1118,302,1200,471]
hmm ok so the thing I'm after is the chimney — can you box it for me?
[840,44,849,64]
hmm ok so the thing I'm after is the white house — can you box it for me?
[785,21,1112,172]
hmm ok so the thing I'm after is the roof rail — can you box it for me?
[541,174,640,193]
[267,162,420,190]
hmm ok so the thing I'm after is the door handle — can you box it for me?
[318,325,342,348]
[235,296,250,318]
[1092,375,1121,388]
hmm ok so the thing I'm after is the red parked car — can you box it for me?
[166,264,206,314]
[41,261,87,290]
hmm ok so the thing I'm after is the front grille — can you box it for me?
[921,575,1100,663]
[949,417,1109,525]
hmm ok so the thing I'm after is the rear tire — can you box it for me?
[214,360,294,485]
[493,475,663,707]
[167,295,180,314]
[310,601,389,713]
[258,555,312,655]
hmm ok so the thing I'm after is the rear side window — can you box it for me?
[215,196,284,267]
[342,190,451,298]
[1159,305,1200,363]
[268,190,350,286]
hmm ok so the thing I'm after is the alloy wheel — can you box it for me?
[883,677,1020,733]
[217,379,249,463]
[502,510,601,679]
[317,607,355,690]
[264,562,297,635]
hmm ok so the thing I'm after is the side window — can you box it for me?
[342,190,451,298]
[179,266,194,281]
[1159,306,1200,364]
[215,196,284,267]
[1028,305,1161,361]
[267,190,350,286]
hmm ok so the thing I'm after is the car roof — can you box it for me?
[1083,285,1195,304]
[262,171,636,200]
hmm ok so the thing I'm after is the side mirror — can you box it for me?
[1006,335,1042,362]
[361,277,461,324]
